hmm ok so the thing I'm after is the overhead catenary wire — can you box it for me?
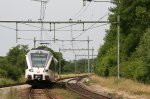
[0,2,109,53]
[34,0,49,43]
[87,12,109,28]
[70,19,76,55]
[0,24,16,30]
[18,11,109,36]
[0,20,108,32]
[0,19,113,33]
[43,2,47,19]
[73,22,108,39]
[20,22,79,31]
[71,6,85,19]
[0,20,108,45]
[72,2,91,20]
[85,23,108,30]
[0,0,113,62]
[20,1,53,41]
[89,3,97,20]
[18,37,86,49]
[74,13,109,39]
[0,21,108,47]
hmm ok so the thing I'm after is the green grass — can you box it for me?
[85,75,150,99]
[83,78,98,86]
[0,78,15,85]
[0,75,26,85]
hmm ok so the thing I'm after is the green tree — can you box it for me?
[95,0,150,83]
[133,29,150,83]
[7,45,29,73]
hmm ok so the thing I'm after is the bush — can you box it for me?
[0,78,15,85]
[0,68,7,77]
[0,64,21,81]
[6,65,22,80]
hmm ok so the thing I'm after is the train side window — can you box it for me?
[49,59,55,70]
[25,62,28,69]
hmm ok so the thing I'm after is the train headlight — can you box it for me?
[27,75,32,80]
[29,69,33,72]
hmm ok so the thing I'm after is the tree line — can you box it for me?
[0,45,28,80]
[0,45,64,81]
[95,0,150,83]
[0,45,88,81]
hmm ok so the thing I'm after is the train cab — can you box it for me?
[25,49,58,83]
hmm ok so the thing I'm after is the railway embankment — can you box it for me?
[1,75,149,99]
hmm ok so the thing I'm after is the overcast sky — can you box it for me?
[0,0,112,60]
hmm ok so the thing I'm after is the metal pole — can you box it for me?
[49,23,51,31]
[83,23,85,31]
[117,0,120,80]
[75,55,77,74]
[59,48,61,75]
[34,37,36,48]
[54,23,56,43]
[40,23,43,42]
[87,36,90,75]
[83,0,86,6]
[85,56,87,73]
[16,23,18,43]
[92,47,94,73]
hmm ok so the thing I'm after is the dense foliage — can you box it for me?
[62,59,93,74]
[0,45,29,80]
[95,0,150,83]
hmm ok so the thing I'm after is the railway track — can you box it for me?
[1,75,106,99]
[28,87,55,99]
[66,76,111,99]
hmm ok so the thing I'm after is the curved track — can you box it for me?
[66,76,111,99]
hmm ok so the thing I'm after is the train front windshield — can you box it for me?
[31,53,48,68]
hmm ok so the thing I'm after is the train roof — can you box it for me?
[27,49,52,54]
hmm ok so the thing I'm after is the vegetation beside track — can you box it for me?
[0,75,26,85]
[95,0,150,84]
[84,75,150,99]
[0,45,28,84]
[60,73,87,78]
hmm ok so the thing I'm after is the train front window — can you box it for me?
[31,53,48,68]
